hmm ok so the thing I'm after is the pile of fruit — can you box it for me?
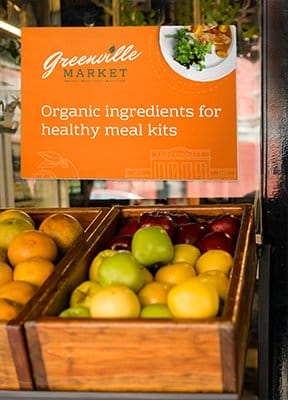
[60,210,240,320]
[0,208,84,321]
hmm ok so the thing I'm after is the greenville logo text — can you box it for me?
[42,44,142,80]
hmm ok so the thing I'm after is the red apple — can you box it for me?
[196,231,235,255]
[118,219,140,236]
[138,211,175,238]
[107,234,132,251]
[174,222,206,245]
[206,214,240,239]
[167,212,191,225]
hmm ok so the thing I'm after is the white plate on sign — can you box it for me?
[159,25,237,82]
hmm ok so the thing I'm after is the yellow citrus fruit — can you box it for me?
[39,213,84,256]
[137,281,170,306]
[13,257,55,287]
[197,270,230,300]
[90,284,141,318]
[195,249,233,276]
[0,280,36,305]
[0,298,22,321]
[0,208,35,227]
[167,277,219,319]
[7,229,58,267]
[140,266,154,286]
[0,261,13,286]
[155,262,197,287]
[171,244,201,266]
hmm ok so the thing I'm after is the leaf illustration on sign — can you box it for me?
[33,151,79,178]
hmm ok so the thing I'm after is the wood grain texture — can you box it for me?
[23,321,48,390]
[0,324,19,390]
[230,209,257,393]
[6,324,34,390]
[30,319,223,392]
[220,205,257,393]
[23,204,257,395]
[219,322,236,392]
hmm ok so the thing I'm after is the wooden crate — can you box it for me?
[0,207,111,390]
[24,204,257,395]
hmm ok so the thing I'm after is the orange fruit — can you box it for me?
[0,261,13,286]
[197,270,230,300]
[0,218,35,250]
[13,257,55,287]
[39,213,84,256]
[90,284,141,318]
[155,262,197,287]
[0,280,36,305]
[0,298,22,321]
[7,229,58,267]
[195,249,233,276]
[167,277,219,319]
[138,281,170,306]
[0,208,35,227]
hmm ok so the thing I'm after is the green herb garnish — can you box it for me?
[168,28,212,71]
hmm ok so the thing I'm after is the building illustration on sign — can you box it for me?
[125,147,236,180]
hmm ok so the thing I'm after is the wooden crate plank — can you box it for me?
[0,325,19,390]
[33,320,223,392]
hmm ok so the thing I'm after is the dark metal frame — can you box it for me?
[262,0,288,399]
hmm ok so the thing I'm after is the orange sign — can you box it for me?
[21,26,237,180]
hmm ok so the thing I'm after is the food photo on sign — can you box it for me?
[159,24,236,81]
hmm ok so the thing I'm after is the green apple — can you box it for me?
[131,225,174,267]
[171,244,201,266]
[88,249,118,282]
[59,305,90,318]
[0,218,34,250]
[98,251,144,293]
[0,209,35,227]
[140,304,173,319]
[69,280,101,308]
